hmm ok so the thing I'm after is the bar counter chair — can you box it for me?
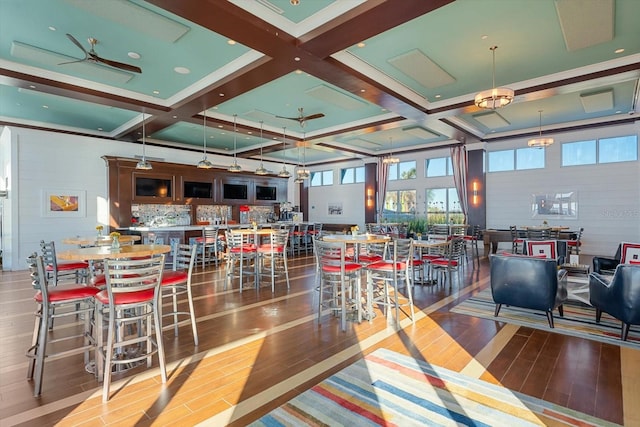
[161,244,199,346]
[41,240,89,285]
[313,237,364,331]
[195,226,220,268]
[225,230,257,291]
[95,255,167,402]
[257,229,291,292]
[567,227,584,256]
[25,253,98,397]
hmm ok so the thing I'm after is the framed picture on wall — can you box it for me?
[328,202,343,215]
[41,189,86,217]
[531,191,577,220]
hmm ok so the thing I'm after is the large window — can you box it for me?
[340,166,365,184]
[562,135,637,166]
[383,190,417,221]
[426,187,463,224]
[388,161,417,180]
[488,148,544,172]
[425,157,452,177]
[310,170,333,186]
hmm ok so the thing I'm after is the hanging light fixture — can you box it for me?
[255,121,268,175]
[296,133,310,179]
[135,113,152,170]
[474,46,514,110]
[382,137,399,164]
[278,127,291,178]
[197,112,214,169]
[228,114,242,172]
[528,110,554,148]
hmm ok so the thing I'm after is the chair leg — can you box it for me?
[187,286,199,346]
[32,304,49,397]
[595,308,603,323]
[557,305,564,317]
[622,322,630,341]
[546,311,555,328]
[154,298,167,383]
[494,304,502,317]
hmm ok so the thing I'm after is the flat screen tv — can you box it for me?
[184,181,212,199]
[135,177,172,198]
[255,185,277,201]
[223,183,248,200]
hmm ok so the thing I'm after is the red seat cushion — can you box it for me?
[358,254,383,263]
[46,261,89,272]
[95,289,155,305]
[258,244,285,253]
[422,254,441,261]
[322,263,361,273]
[161,270,188,286]
[431,258,459,267]
[229,245,256,253]
[566,241,581,247]
[366,261,407,271]
[34,285,99,303]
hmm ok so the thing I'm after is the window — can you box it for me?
[488,150,514,172]
[425,157,452,177]
[383,190,417,221]
[340,166,365,184]
[562,140,596,166]
[310,170,333,186]
[389,161,417,180]
[516,147,545,170]
[599,135,637,163]
[426,187,464,224]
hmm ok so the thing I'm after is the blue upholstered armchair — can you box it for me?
[589,264,640,341]
[490,254,568,328]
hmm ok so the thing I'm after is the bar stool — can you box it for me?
[40,240,89,284]
[95,255,167,402]
[161,244,199,345]
[195,226,220,268]
[225,230,257,291]
[365,238,415,326]
[257,229,290,292]
[25,253,98,397]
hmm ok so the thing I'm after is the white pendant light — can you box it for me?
[228,114,242,172]
[528,110,554,148]
[255,121,268,175]
[474,46,514,110]
[135,113,152,170]
[296,133,310,180]
[382,137,399,164]
[197,112,213,169]
[278,127,291,178]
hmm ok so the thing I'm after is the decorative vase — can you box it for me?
[111,236,120,250]
[97,229,103,238]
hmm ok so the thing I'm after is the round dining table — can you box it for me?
[57,244,171,261]
[62,235,141,247]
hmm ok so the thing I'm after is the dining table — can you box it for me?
[62,235,141,247]
[412,239,450,285]
[322,233,391,263]
[229,228,277,288]
[57,243,171,261]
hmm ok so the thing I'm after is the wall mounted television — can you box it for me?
[135,177,172,198]
[184,181,213,199]
[223,183,248,200]
[255,185,277,201]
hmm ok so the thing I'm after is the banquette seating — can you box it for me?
[589,264,640,341]
[490,253,568,328]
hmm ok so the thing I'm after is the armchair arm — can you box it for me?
[589,272,614,306]
[555,269,568,308]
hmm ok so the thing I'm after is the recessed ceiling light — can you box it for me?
[435,94,441,98]
[615,48,625,54]
[29,85,36,89]
[42,105,48,109]
[219,93,225,97]
[174,66,190,74]
[153,90,160,95]
[357,42,366,48]
[218,125,223,128]
[128,52,141,59]
[360,89,365,92]
[294,57,300,61]
[97,127,103,131]
[172,115,178,119]
[48,26,56,31]
[227,39,236,45]
[212,106,218,110]
[481,35,488,40]
[295,69,302,74]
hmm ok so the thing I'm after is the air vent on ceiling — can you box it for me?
[402,126,438,139]
[389,49,455,89]
[580,89,614,113]
[346,138,382,149]
[473,111,510,129]
[305,85,366,110]
[555,0,614,51]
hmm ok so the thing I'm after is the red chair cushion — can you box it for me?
[161,270,188,286]
[430,258,459,267]
[229,245,256,253]
[322,263,361,273]
[34,285,99,303]
[358,254,383,263]
[422,254,441,261]
[366,261,407,271]
[566,240,581,247]
[95,289,155,305]
[46,261,89,272]
[258,244,285,253]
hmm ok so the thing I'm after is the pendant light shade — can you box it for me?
[278,127,291,178]
[135,113,152,170]
[474,46,514,110]
[382,137,399,164]
[228,114,242,172]
[296,133,310,180]
[197,112,214,169]
[528,110,554,148]
[255,121,268,175]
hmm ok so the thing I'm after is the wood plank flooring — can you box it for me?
[0,252,636,426]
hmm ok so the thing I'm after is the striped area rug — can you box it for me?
[451,286,640,349]
[250,348,619,426]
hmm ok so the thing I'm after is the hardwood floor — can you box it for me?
[1,251,637,426]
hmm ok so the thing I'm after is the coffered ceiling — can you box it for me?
[1,0,639,167]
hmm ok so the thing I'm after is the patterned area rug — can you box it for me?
[450,283,640,349]
[251,348,619,426]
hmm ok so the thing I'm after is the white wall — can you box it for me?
[0,127,291,271]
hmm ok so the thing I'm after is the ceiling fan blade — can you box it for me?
[66,33,88,57]
[302,113,325,121]
[91,54,142,73]
[58,59,86,66]
[275,115,300,121]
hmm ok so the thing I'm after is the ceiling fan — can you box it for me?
[276,107,324,128]
[60,34,142,73]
